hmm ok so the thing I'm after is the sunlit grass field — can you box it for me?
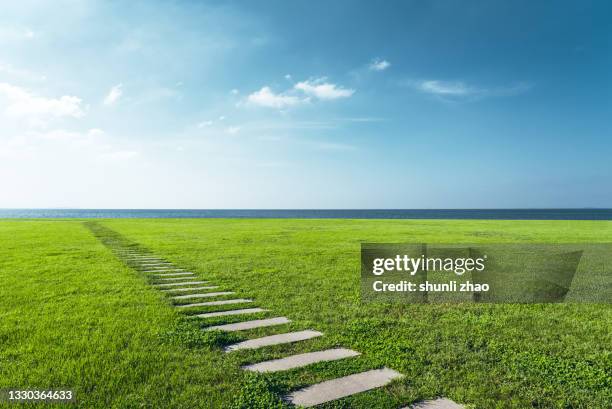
[1,219,610,408]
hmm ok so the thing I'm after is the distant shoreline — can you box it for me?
[1,209,611,220]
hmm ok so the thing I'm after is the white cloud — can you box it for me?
[294,78,354,100]
[230,89,239,95]
[0,82,85,119]
[246,86,303,108]
[418,80,475,96]
[414,80,532,100]
[197,120,213,128]
[103,84,123,105]
[225,126,240,134]
[369,58,390,71]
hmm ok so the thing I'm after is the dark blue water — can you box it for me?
[0,209,610,220]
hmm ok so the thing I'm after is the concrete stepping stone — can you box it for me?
[151,272,194,277]
[141,265,174,268]
[155,277,197,282]
[286,367,404,407]
[153,281,208,287]
[176,299,252,308]
[192,307,267,319]
[205,317,290,332]
[243,348,360,373]
[225,330,322,352]
[142,267,182,270]
[405,398,465,409]
[143,269,184,273]
[129,259,162,262]
[161,286,219,292]
[132,259,164,263]
[172,291,234,299]
[139,263,172,266]
[128,257,161,260]
[141,266,180,269]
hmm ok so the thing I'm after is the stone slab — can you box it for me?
[244,348,360,373]
[153,281,208,287]
[139,263,172,266]
[142,267,182,270]
[192,307,266,319]
[286,367,403,407]
[128,257,161,260]
[205,317,291,332]
[176,299,252,308]
[172,291,233,299]
[225,330,322,352]
[155,277,196,281]
[161,286,219,292]
[151,272,194,277]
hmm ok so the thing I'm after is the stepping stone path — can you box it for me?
[97,236,465,408]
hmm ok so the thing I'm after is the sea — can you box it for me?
[0,209,610,220]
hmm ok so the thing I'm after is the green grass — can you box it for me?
[1,218,611,408]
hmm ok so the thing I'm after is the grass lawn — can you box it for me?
[1,218,611,408]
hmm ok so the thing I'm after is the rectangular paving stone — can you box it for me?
[225,330,322,352]
[175,299,252,308]
[161,286,219,292]
[142,267,182,270]
[140,264,174,267]
[243,348,360,373]
[143,269,184,273]
[153,281,208,287]
[286,367,404,407]
[141,266,181,270]
[139,263,172,266]
[205,317,290,332]
[131,259,164,263]
[172,291,234,300]
[192,307,266,319]
[154,277,196,281]
[128,257,161,260]
[151,272,194,277]
[405,398,465,409]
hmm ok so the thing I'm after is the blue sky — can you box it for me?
[0,0,610,208]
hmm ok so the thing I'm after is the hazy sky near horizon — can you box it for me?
[1,0,610,208]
